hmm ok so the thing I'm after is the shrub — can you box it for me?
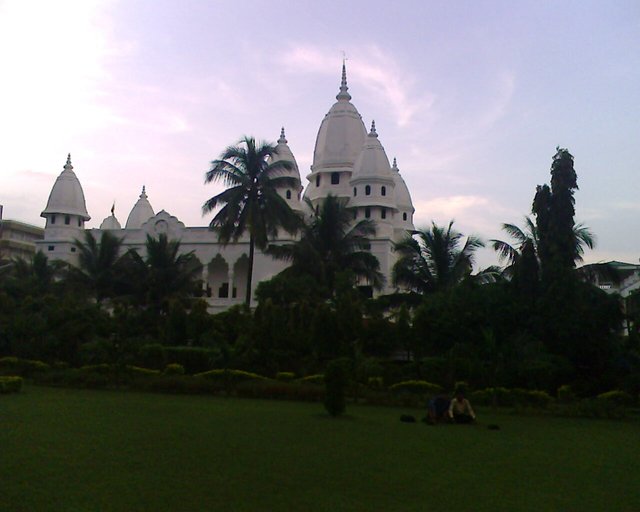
[0,376,23,394]
[597,390,634,407]
[471,387,551,408]
[126,365,162,377]
[33,369,110,389]
[324,359,350,417]
[79,364,112,374]
[389,380,443,396]
[0,357,50,376]
[194,369,268,382]
[557,384,576,404]
[164,363,185,375]
[367,377,384,390]
[163,346,217,374]
[299,374,324,385]
[275,372,296,382]
[133,375,221,395]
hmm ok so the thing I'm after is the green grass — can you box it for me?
[1,386,638,512]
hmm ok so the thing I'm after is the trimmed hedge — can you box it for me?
[275,372,296,382]
[298,374,324,385]
[194,369,268,382]
[0,376,23,394]
[0,357,50,376]
[164,363,185,375]
[389,380,443,395]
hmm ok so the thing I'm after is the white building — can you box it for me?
[37,64,415,311]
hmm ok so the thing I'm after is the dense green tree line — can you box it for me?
[0,144,638,396]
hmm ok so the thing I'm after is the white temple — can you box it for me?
[37,64,415,310]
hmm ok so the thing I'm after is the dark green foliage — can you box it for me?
[0,375,23,393]
[268,194,383,295]
[393,221,483,294]
[324,358,351,416]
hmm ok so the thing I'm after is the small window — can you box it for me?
[78,219,82,227]
[331,172,340,185]
[365,185,371,196]
[286,190,292,199]
[353,210,357,219]
[219,283,229,298]
[403,212,408,221]
[65,215,70,225]
[381,208,386,219]
[381,186,386,196]
[353,187,357,197]
[48,245,54,251]
[50,216,56,225]
[316,175,321,187]
[365,207,371,219]
[71,247,76,253]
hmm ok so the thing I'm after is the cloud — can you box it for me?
[278,43,435,127]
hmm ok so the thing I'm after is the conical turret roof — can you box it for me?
[41,154,91,220]
[125,186,155,229]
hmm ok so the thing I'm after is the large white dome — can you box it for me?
[311,64,366,170]
[41,154,90,220]
[125,186,155,229]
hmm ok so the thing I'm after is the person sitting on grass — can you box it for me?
[448,390,476,424]
[426,395,451,424]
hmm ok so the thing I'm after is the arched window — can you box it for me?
[331,172,340,185]
[286,189,292,199]
[65,215,70,225]
[316,175,321,187]
[353,187,357,197]
[403,212,408,221]
[365,185,371,196]
[381,208,387,219]
[365,207,371,219]
[381,186,386,196]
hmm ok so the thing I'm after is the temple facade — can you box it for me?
[37,64,415,311]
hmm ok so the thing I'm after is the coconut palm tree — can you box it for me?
[125,233,202,315]
[491,216,594,273]
[392,221,484,294]
[268,195,383,295]
[70,230,124,304]
[202,136,301,305]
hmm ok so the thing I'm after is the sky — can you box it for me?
[1,0,638,269]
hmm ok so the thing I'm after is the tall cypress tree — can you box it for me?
[532,147,579,285]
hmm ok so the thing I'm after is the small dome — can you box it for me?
[350,121,394,183]
[271,127,301,181]
[41,154,91,220]
[99,213,121,230]
[392,158,414,211]
[125,186,155,229]
[312,64,367,169]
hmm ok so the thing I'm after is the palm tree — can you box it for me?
[203,136,301,305]
[268,195,383,295]
[126,233,202,315]
[491,216,594,272]
[2,251,64,297]
[70,230,124,304]
[392,221,484,294]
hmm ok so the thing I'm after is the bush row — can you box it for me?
[0,376,23,394]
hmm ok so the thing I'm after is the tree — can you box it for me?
[532,147,585,284]
[70,230,124,304]
[392,221,484,294]
[268,195,383,295]
[202,136,301,305]
[126,234,202,316]
[491,217,594,298]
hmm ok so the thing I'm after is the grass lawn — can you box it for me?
[1,386,639,512]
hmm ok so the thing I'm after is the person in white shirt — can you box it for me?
[448,390,476,424]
